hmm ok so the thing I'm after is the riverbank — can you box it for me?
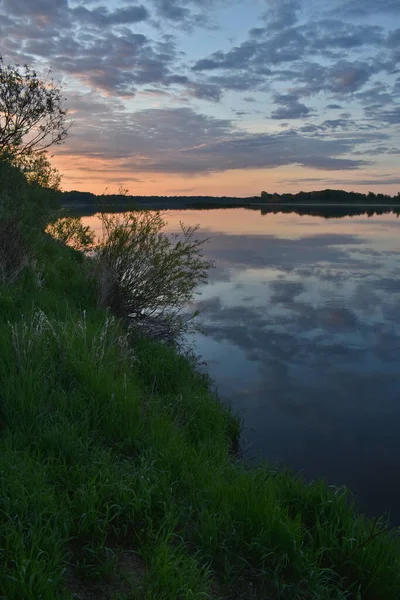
[1,190,400,598]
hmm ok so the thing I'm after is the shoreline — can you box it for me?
[2,172,400,598]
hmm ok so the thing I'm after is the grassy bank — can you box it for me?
[1,187,400,599]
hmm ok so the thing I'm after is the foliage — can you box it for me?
[14,150,62,190]
[59,188,400,216]
[0,158,60,234]
[92,210,213,345]
[0,274,400,598]
[46,216,95,251]
[0,156,29,206]
[0,55,69,160]
[0,158,61,287]
[1,180,400,599]
[260,188,396,204]
[0,215,29,285]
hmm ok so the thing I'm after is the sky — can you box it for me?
[1,0,400,196]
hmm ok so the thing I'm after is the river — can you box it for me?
[83,207,400,523]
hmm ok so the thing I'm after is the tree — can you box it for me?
[0,55,70,161]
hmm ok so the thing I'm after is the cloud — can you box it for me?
[1,0,396,108]
[334,0,400,16]
[59,31,173,95]
[0,1,183,96]
[318,119,354,130]
[71,5,150,26]
[56,103,371,175]
[1,0,149,32]
[271,93,312,119]
[192,57,224,71]
[353,145,400,156]
[305,20,385,53]
[152,0,191,22]
[207,73,268,93]
[355,82,394,107]
[192,29,308,72]
[279,175,400,186]
[189,14,391,108]
[329,61,374,93]
[298,116,380,134]
[387,28,400,48]
[320,177,400,186]
[149,0,229,29]
[59,105,233,161]
[283,59,378,98]
[195,231,366,276]
[262,0,302,30]
[1,0,68,18]
[374,107,400,125]
[186,81,222,102]
[33,29,179,95]
[192,44,258,71]
[0,0,399,187]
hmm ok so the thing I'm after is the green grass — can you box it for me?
[1,225,400,599]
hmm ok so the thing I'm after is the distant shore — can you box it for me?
[63,201,400,209]
[61,197,400,220]
[61,188,400,214]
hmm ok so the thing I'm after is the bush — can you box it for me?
[0,162,31,284]
[0,216,29,285]
[46,216,95,251]
[0,159,28,207]
[0,159,62,286]
[0,159,60,233]
[91,211,213,346]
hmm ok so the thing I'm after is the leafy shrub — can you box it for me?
[46,216,95,251]
[0,159,60,232]
[91,211,213,346]
[0,216,29,285]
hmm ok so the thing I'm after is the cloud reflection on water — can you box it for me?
[183,210,400,521]
[83,208,400,520]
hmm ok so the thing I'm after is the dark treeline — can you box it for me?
[261,188,399,204]
[61,188,400,219]
[260,188,400,218]
[61,190,260,210]
[261,205,400,219]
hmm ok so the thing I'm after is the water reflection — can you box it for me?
[188,210,400,523]
[83,208,400,522]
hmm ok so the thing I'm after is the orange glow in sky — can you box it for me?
[2,0,400,199]
[52,152,400,198]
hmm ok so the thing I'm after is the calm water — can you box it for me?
[85,208,400,522]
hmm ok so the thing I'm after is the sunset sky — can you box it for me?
[1,0,400,196]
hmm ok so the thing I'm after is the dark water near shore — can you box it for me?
[84,208,400,523]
